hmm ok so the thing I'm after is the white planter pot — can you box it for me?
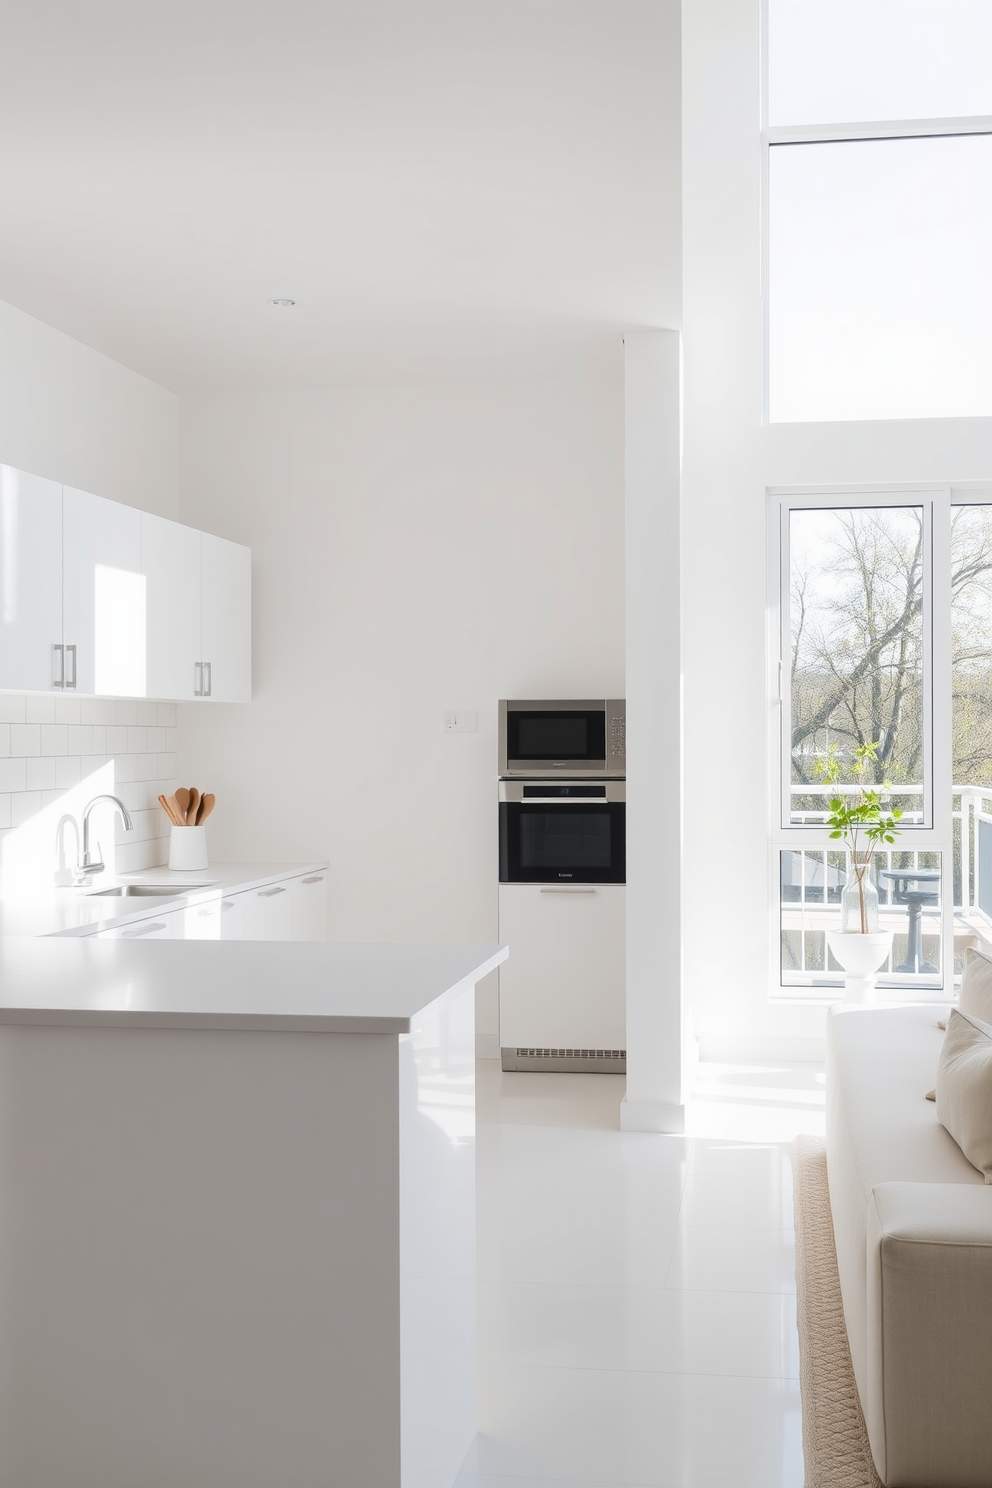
[827,929,893,1003]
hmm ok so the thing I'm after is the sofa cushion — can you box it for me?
[936,1008,992,1183]
[959,946,992,1023]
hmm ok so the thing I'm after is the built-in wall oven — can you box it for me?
[499,699,625,778]
[498,780,626,885]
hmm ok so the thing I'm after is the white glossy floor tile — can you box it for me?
[466,1363,803,1488]
[468,1058,820,1488]
[479,1281,799,1378]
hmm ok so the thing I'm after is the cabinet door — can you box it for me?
[142,513,201,701]
[63,487,143,696]
[0,466,63,692]
[290,872,328,941]
[95,914,173,941]
[177,894,246,941]
[201,532,251,702]
[497,884,626,1050]
[239,882,292,940]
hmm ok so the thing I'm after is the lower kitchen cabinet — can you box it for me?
[497,883,626,1052]
[290,872,328,941]
[237,882,293,941]
[176,895,246,941]
[96,915,174,941]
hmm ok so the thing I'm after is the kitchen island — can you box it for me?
[0,936,506,1488]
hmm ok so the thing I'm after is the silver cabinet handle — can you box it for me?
[259,886,287,898]
[194,662,203,697]
[65,644,77,690]
[221,899,235,910]
[539,887,597,894]
[203,661,212,697]
[122,921,168,937]
[198,901,235,916]
[52,643,65,689]
[301,875,324,884]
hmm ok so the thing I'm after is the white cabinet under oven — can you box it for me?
[497,883,625,1071]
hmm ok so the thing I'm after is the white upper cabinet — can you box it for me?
[142,512,202,701]
[63,487,143,697]
[0,466,63,692]
[0,469,250,702]
[201,532,251,702]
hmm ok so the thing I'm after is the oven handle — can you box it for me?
[539,887,597,894]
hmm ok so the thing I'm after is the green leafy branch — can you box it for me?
[815,741,903,933]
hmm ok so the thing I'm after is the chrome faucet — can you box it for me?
[74,794,134,887]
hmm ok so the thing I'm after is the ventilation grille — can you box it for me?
[501,1046,626,1074]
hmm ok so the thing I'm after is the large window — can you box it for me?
[765,1,992,422]
[773,487,992,995]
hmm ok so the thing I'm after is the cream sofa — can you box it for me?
[826,1003,992,1488]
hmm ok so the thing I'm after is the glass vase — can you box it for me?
[841,855,879,935]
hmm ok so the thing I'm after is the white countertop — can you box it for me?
[0,938,508,1032]
[0,862,328,939]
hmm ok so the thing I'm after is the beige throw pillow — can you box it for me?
[959,946,992,1023]
[936,1008,992,1184]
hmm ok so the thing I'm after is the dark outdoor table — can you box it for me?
[879,867,941,974]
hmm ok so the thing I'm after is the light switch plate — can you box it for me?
[443,710,478,733]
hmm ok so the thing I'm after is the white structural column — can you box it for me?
[622,329,685,1133]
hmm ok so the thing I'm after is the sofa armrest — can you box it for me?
[866,1181,992,1488]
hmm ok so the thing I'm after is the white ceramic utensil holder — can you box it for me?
[169,825,208,871]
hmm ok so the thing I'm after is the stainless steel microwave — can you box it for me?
[498,699,625,778]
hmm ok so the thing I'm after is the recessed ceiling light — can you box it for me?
[267,297,297,307]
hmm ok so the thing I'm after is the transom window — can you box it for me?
[764,1,992,422]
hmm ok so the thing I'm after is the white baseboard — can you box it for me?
[620,1096,685,1134]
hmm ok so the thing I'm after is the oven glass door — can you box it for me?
[499,801,626,884]
[505,709,606,768]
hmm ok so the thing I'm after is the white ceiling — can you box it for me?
[0,1,681,393]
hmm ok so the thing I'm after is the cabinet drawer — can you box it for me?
[175,895,246,941]
[237,883,292,941]
[95,915,173,941]
[290,873,328,941]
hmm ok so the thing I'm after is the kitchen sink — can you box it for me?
[87,883,209,898]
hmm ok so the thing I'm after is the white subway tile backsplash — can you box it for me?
[67,726,93,755]
[26,757,56,791]
[55,756,82,789]
[10,724,41,757]
[54,697,81,725]
[11,792,42,827]
[25,696,56,724]
[0,692,181,883]
[81,701,117,726]
[41,724,69,757]
[0,759,27,793]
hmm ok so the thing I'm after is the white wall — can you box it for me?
[681,0,992,1059]
[0,298,178,517]
[178,378,625,1050]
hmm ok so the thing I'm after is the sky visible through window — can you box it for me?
[767,1,992,423]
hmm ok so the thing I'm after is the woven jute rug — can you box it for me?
[792,1134,882,1488]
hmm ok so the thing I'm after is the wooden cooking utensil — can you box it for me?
[197,793,216,824]
[167,794,187,826]
[158,794,183,826]
[174,787,191,822]
[186,787,200,826]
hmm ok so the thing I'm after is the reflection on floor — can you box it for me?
[455,1060,826,1488]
